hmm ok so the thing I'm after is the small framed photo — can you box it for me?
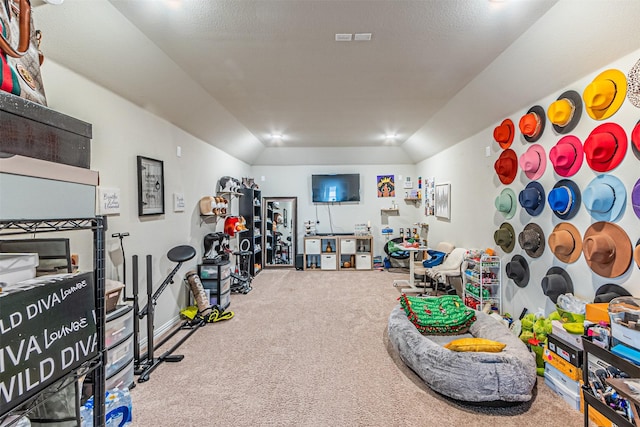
[137,156,165,216]
[173,193,185,212]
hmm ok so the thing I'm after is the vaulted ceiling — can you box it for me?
[34,0,640,165]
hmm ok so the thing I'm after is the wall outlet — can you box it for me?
[485,146,491,157]
[177,146,182,157]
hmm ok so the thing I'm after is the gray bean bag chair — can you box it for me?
[388,305,537,402]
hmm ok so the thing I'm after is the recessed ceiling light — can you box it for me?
[335,34,353,42]
[354,33,372,41]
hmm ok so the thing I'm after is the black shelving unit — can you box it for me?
[264,202,276,266]
[239,187,262,276]
[582,337,640,427]
[0,217,107,427]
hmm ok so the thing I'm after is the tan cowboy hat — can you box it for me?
[582,69,627,120]
[548,222,582,264]
[582,221,633,278]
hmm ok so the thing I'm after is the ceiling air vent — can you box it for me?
[335,34,353,42]
[354,33,372,41]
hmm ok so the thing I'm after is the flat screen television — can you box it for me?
[311,174,360,203]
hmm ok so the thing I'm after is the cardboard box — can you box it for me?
[0,272,97,414]
[547,333,584,367]
[586,303,610,324]
[544,347,582,381]
[544,362,581,395]
[551,320,583,349]
[544,369,581,410]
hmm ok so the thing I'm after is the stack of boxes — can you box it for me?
[543,300,639,427]
[543,320,584,411]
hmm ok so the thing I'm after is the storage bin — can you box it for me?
[106,358,135,391]
[105,334,134,378]
[609,297,640,350]
[340,238,356,254]
[105,305,134,349]
[105,279,125,313]
[355,254,371,270]
[0,252,38,286]
[321,254,336,270]
[305,238,321,254]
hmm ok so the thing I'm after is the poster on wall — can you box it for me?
[137,156,165,216]
[424,177,435,215]
[377,175,395,197]
[435,183,451,219]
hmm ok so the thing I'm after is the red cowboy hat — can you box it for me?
[632,120,640,160]
[519,105,546,142]
[494,149,518,185]
[494,119,515,149]
[583,122,627,172]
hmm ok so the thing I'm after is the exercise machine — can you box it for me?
[230,250,252,294]
[133,245,205,383]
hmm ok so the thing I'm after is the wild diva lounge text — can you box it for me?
[0,274,97,409]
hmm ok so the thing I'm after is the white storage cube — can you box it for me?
[305,238,321,254]
[355,254,371,270]
[0,253,39,286]
[321,254,336,270]
[340,238,356,254]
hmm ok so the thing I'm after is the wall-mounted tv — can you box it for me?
[312,174,360,203]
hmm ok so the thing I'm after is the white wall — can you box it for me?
[251,165,421,259]
[41,60,252,336]
[417,48,640,318]
[36,47,640,336]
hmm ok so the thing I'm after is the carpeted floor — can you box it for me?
[130,269,585,426]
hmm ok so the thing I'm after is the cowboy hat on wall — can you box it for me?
[582,68,627,120]
[547,90,583,134]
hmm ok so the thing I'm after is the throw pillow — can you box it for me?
[444,337,506,352]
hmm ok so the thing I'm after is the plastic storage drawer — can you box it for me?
[106,358,135,391]
[105,305,133,348]
[199,263,231,281]
[105,334,134,378]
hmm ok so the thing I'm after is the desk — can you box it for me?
[392,245,428,293]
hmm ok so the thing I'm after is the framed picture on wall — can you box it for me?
[435,183,450,219]
[137,156,165,216]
